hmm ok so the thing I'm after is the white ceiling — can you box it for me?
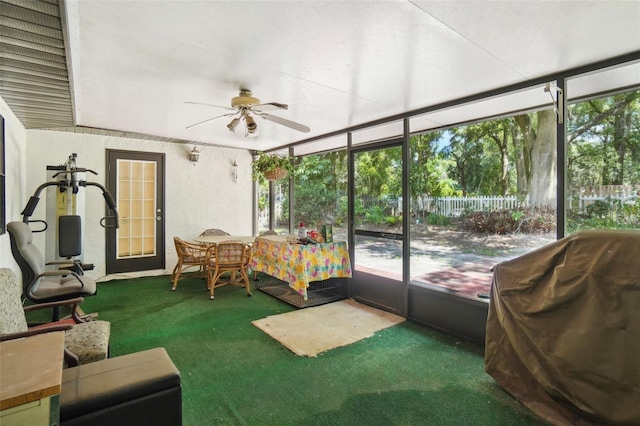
[61,0,640,152]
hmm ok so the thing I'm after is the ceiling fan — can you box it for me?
[185,89,310,136]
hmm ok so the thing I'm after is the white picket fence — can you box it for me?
[405,192,638,217]
[567,193,639,212]
[407,196,520,217]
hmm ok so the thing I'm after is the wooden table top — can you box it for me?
[0,331,65,410]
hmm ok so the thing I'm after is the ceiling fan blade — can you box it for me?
[259,113,310,133]
[252,102,288,112]
[185,112,237,130]
[184,101,234,111]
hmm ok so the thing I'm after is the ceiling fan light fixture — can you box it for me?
[227,117,240,132]
[231,90,260,108]
[184,89,309,135]
[245,114,257,134]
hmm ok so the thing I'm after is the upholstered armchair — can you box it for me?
[0,268,110,367]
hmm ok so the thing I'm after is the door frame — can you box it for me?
[106,149,165,274]
[348,135,408,316]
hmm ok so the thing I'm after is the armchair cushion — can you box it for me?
[64,320,111,364]
[0,268,29,333]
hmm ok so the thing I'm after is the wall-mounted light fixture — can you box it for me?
[232,160,238,182]
[189,146,200,165]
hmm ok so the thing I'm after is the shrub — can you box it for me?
[364,205,385,225]
[426,213,451,226]
[586,199,612,218]
[568,196,640,232]
[385,215,402,226]
[516,206,556,234]
[567,196,640,232]
[460,206,556,234]
[459,210,515,234]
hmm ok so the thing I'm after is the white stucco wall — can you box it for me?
[0,98,28,275]
[22,130,254,282]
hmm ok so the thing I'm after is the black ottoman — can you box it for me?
[60,347,182,426]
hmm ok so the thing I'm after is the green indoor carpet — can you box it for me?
[61,273,549,426]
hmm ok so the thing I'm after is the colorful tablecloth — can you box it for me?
[251,235,352,299]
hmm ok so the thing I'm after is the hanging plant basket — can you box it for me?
[263,167,288,181]
[252,152,294,181]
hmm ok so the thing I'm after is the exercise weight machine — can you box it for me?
[8,154,119,320]
[20,153,119,272]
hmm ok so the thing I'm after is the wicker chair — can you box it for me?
[171,237,210,291]
[206,242,252,300]
[199,228,230,237]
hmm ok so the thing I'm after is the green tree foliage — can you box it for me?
[293,151,347,226]
[444,127,486,195]
[473,119,513,195]
[354,148,401,197]
[352,147,402,226]
[568,91,640,186]
[409,132,457,196]
[409,133,457,221]
[265,89,639,233]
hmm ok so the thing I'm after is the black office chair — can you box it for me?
[7,221,98,321]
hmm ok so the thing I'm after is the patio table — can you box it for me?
[251,235,352,300]
[193,235,256,245]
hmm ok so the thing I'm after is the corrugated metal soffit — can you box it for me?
[0,0,75,128]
